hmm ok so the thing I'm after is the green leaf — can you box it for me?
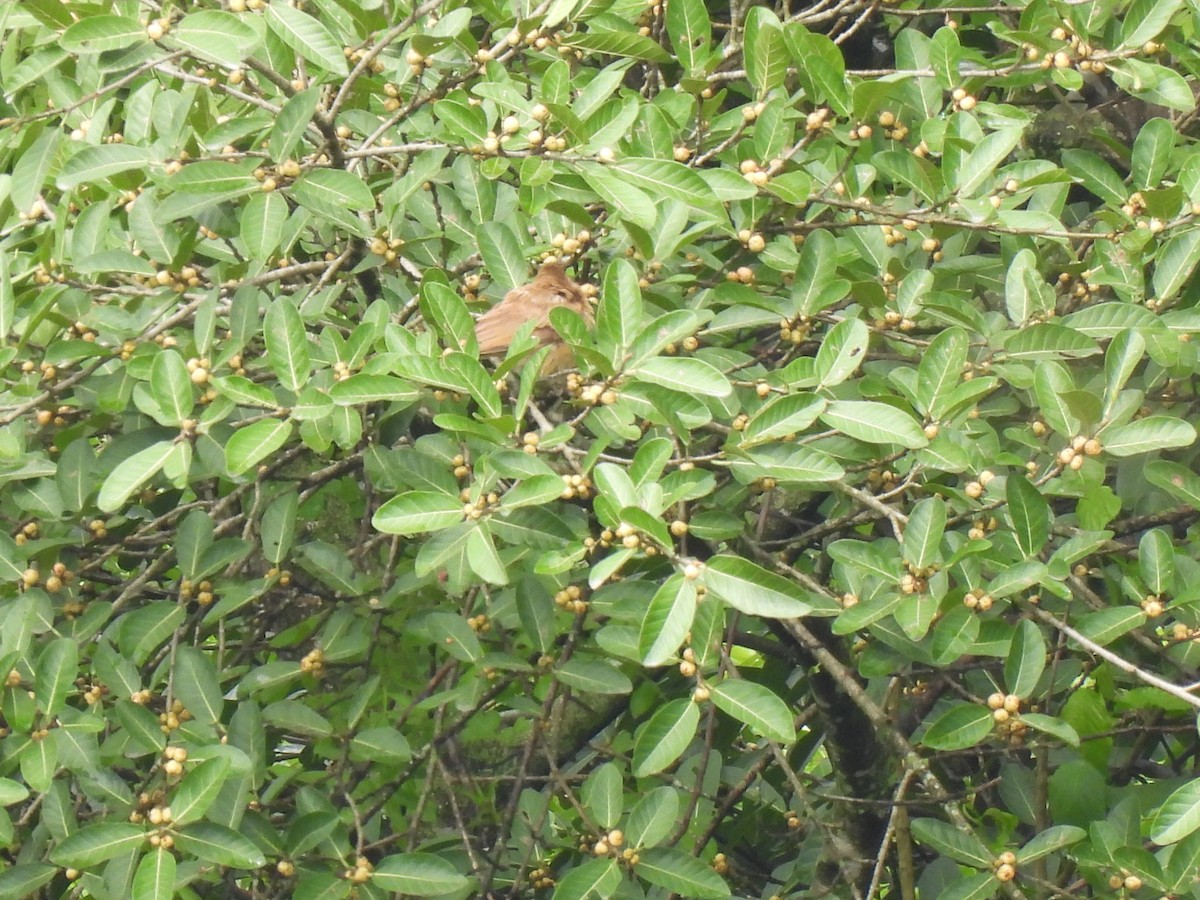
[921,703,994,751]
[263,1,348,73]
[263,699,333,738]
[932,606,980,663]
[632,357,731,397]
[581,763,624,830]
[815,318,869,388]
[1120,0,1183,49]
[19,0,73,28]
[1111,59,1194,111]
[169,756,231,826]
[1061,148,1128,207]
[789,29,851,117]
[935,872,1002,900]
[0,252,12,341]
[98,440,176,513]
[821,400,928,449]
[597,258,642,366]
[167,160,259,194]
[564,31,673,63]
[745,6,787,96]
[639,574,698,669]
[1074,607,1146,646]
[1004,323,1098,359]
[1146,460,1200,509]
[1153,230,1200,303]
[1034,362,1079,436]
[633,698,700,776]
[710,680,795,742]
[730,444,844,485]
[903,498,945,571]
[170,9,259,66]
[741,393,825,446]
[0,534,25,585]
[35,638,77,718]
[49,823,146,867]
[1169,830,1200,892]
[240,192,288,263]
[444,353,501,418]
[349,726,412,764]
[115,699,167,754]
[150,349,193,426]
[132,848,176,900]
[610,158,725,220]
[1005,248,1052,325]
[264,299,310,393]
[0,865,57,900]
[917,327,967,418]
[465,524,507,585]
[665,0,711,74]
[910,817,993,867]
[373,491,464,536]
[703,555,812,618]
[626,787,680,848]
[553,858,621,900]
[1007,474,1050,558]
[329,374,419,406]
[292,169,373,213]
[557,657,632,694]
[475,222,526,296]
[758,158,810,199]
[1062,302,1156,338]
[1104,328,1146,418]
[1016,825,1085,864]
[929,25,961,91]
[57,145,153,190]
[896,269,933,318]
[60,15,145,53]
[637,847,731,898]
[127,192,180,264]
[1132,118,1175,190]
[211,375,278,409]
[372,853,472,895]
[1140,528,1175,594]
[1005,619,1046,699]
[173,646,224,725]
[987,561,1046,599]
[958,128,1024,197]
[420,282,476,355]
[225,420,293,476]
[437,97,489,145]
[173,822,266,868]
[1151,778,1200,844]
[269,87,321,163]
[1019,713,1080,746]
[21,733,56,792]
[627,309,711,365]
[496,475,562,511]
[582,164,657,229]
[1102,417,1196,456]
[416,611,483,663]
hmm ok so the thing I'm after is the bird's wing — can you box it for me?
[474,284,544,354]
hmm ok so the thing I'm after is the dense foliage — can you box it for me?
[3,0,1200,897]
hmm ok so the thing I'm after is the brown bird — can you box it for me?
[474,260,593,374]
